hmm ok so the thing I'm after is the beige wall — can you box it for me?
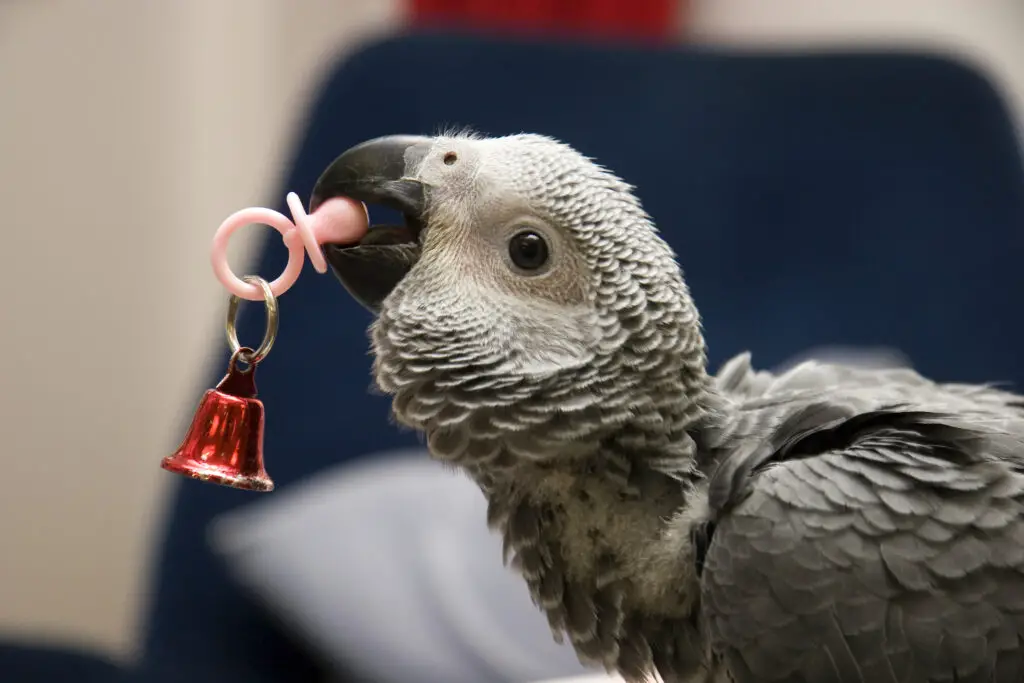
[0,0,1021,663]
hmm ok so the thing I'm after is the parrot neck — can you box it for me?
[473,449,713,680]
[468,392,722,681]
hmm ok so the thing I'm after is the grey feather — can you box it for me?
[702,396,1024,683]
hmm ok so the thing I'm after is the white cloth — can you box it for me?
[209,450,592,683]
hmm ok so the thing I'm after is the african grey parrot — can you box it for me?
[307,132,1024,683]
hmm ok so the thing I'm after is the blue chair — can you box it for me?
[122,31,1024,683]
[0,643,125,683]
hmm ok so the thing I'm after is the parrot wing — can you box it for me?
[714,349,919,403]
[700,400,1024,683]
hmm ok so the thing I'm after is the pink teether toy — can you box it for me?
[211,191,369,301]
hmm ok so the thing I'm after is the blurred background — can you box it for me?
[1,2,1023,682]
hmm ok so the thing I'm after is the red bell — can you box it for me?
[161,350,274,492]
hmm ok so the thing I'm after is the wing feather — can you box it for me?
[702,405,1024,683]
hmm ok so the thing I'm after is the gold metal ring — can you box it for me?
[226,275,279,365]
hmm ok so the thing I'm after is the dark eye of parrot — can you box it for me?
[443,151,458,165]
[508,230,549,271]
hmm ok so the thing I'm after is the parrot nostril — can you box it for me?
[443,151,458,165]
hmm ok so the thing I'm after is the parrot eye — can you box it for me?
[508,230,549,271]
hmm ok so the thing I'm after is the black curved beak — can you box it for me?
[309,135,433,313]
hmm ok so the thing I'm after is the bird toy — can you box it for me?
[160,191,367,492]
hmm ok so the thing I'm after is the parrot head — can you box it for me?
[311,133,711,468]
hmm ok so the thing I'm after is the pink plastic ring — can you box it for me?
[211,207,306,301]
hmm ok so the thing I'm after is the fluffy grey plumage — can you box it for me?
[316,132,1024,683]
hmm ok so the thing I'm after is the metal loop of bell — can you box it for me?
[226,274,279,366]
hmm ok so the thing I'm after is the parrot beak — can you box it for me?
[309,135,433,313]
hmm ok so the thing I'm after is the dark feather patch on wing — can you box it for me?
[707,404,980,522]
[692,519,716,578]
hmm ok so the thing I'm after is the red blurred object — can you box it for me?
[161,352,273,492]
[408,0,683,40]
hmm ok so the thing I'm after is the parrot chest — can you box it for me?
[483,458,713,682]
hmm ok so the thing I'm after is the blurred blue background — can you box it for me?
[1,2,1022,682]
